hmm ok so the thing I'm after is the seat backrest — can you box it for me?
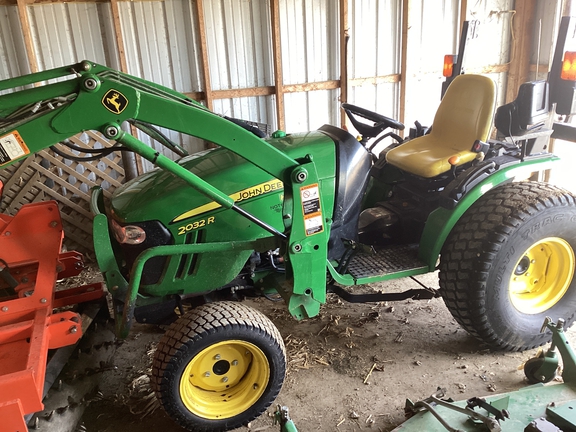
[430,74,496,150]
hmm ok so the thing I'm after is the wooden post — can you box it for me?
[270,0,285,131]
[562,0,572,16]
[339,0,348,128]
[505,0,536,103]
[459,0,468,33]
[110,0,128,73]
[399,0,410,131]
[17,0,38,73]
[195,0,214,112]
[110,0,141,179]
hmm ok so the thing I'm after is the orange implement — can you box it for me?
[0,201,104,431]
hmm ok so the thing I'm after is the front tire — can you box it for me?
[152,301,286,432]
[439,182,576,351]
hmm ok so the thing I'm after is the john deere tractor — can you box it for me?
[2,17,576,431]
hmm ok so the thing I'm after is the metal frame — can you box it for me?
[0,201,104,429]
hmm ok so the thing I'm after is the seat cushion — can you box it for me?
[386,134,477,178]
[385,74,495,178]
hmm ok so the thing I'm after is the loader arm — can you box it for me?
[0,61,298,199]
[0,60,330,329]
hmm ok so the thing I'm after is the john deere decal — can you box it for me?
[102,90,128,114]
[172,179,283,224]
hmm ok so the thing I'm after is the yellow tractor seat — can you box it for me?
[386,74,496,178]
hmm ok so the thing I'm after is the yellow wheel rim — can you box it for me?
[179,340,270,420]
[509,237,575,314]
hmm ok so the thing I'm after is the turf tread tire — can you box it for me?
[151,301,286,432]
[439,182,576,351]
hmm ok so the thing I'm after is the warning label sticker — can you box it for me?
[300,184,323,236]
[0,131,29,167]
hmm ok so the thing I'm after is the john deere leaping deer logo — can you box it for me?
[102,90,128,114]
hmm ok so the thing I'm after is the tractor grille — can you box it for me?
[175,229,205,279]
[345,244,426,279]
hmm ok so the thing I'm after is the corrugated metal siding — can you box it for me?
[402,0,460,127]
[205,0,273,90]
[347,0,401,134]
[204,0,275,126]
[280,0,339,84]
[280,0,340,132]
[28,3,119,70]
[0,0,529,170]
[532,0,562,81]
[284,89,339,132]
[118,0,206,169]
[0,5,30,82]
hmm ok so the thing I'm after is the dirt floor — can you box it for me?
[75,272,575,432]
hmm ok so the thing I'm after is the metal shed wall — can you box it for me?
[347,0,401,130]
[1,0,572,246]
[1,0,528,150]
[0,5,29,82]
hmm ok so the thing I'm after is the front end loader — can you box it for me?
[2,17,576,431]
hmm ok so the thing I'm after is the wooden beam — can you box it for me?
[195,0,214,112]
[110,0,128,73]
[185,81,341,102]
[270,0,285,131]
[339,0,348,128]
[284,80,340,93]
[23,0,108,3]
[562,0,572,16]
[459,0,467,32]
[213,87,274,99]
[110,0,141,178]
[399,0,409,131]
[17,0,38,73]
[529,63,551,74]
[505,0,536,103]
[350,74,400,87]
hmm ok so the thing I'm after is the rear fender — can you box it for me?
[418,157,559,268]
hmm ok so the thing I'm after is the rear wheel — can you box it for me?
[439,182,576,351]
[152,301,286,432]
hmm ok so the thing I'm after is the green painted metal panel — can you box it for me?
[418,157,560,268]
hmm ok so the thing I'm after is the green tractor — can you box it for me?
[2,19,576,432]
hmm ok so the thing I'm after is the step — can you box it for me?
[345,243,427,279]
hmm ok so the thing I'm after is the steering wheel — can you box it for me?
[342,103,404,140]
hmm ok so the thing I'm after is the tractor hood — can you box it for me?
[109,130,336,229]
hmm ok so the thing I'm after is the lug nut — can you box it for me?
[232,360,238,366]
[204,371,211,377]
[222,377,228,383]
[214,354,221,360]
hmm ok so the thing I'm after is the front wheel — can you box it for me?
[152,301,286,432]
[439,182,576,351]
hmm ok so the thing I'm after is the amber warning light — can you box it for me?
[443,55,456,77]
[561,51,576,81]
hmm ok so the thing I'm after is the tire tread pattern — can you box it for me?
[439,182,576,351]
[151,301,285,432]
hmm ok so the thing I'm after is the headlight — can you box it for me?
[111,219,146,245]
